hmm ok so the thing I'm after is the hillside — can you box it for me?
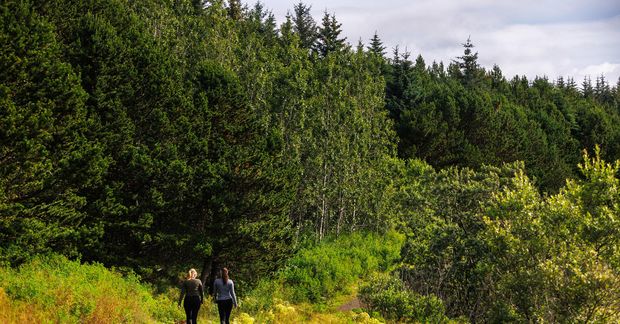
[1,0,619,322]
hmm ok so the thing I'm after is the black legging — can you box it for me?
[216,298,233,324]
[184,295,202,324]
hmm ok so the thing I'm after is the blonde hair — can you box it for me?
[188,268,197,279]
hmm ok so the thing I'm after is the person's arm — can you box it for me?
[199,280,204,304]
[178,281,185,306]
[230,281,238,307]
[212,279,218,300]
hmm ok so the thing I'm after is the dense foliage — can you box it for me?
[385,41,620,191]
[1,0,394,286]
[0,254,181,322]
[239,231,403,321]
[394,150,620,322]
[359,273,448,323]
[1,0,620,322]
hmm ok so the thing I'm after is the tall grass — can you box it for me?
[240,230,404,321]
[0,232,404,323]
[0,254,182,323]
[281,231,404,303]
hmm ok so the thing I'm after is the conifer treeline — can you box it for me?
[1,0,395,286]
[2,0,619,298]
[386,37,620,190]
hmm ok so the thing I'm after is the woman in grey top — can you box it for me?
[178,268,204,324]
[213,267,237,324]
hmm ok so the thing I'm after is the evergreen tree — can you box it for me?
[489,64,506,91]
[615,77,620,107]
[0,0,104,264]
[367,31,386,57]
[453,37,480,87]
[315,11,347,57]
[582,76,594,98]
[248,2,277,40]
[556,76,565,89]
[566,77,577,91]
[4,2,620,316]
[594,74,613,104]
[279,12,295,44]
[227,0,242,20]
[292,1,317,50]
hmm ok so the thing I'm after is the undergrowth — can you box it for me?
[0,254,182,323]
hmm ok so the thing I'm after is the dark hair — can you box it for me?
[222,267,229,285]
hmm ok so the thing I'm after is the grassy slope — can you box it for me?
[0,231,402,323]
[0,255,182,323]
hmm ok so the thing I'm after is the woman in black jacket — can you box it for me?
[178,268,204,324]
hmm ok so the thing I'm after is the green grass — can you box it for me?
[239,230,405,322]
[0,231,404,323]
[0,254,182,323]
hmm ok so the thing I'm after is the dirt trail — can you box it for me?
[337,296,365,312]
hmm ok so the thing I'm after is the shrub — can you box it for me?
[280,231,404,303]
[359,273,448,323]
[0,254,183,323]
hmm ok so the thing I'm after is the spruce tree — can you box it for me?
[280,12,295,44]
[227,0,242,20]
[490,64,505,89]
[454,37,480,86]
[292,2,317,49]
[566,77,577,92]
[556,76,565,89]
[315,11,347,57]
[582,76,593,98]
[368,31,386,57]
[615,77,620,106]
[0,1,103,264]
[248,2,277,40]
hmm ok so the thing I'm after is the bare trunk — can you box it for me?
[337,192,344,235]
[200,256,213,295]
[319,161,328,240]
[201,252,220,296]
[352,201,357,231]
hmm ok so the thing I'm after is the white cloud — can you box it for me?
[263,0,620,83]
[477,16,620,82]
[574,63,620,81]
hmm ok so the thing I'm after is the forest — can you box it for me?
[1,0,619,322]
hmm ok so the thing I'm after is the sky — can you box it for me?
[261,0,620,85]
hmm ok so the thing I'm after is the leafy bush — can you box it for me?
[0,254,182,323]
[397,149,620,322]
[279,231,404,304]
[239,231,404,321]
[359,273,448,323]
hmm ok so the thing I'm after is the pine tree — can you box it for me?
[315,11,347,57]
[367,31,386,57]
[0,0,103,264]
[227,0,242,20]
[615,77,620,105]
[356,38,364,53]
[248,2,277,39]
[490,65,504,87]
[594,74,612,104]
[556,76,565,89]
[454,37,480,86]
[292,2,317,49]
[280,12,295,43]
[582,76,593,98]
[414,54,425,71]
[566,77,577,92]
